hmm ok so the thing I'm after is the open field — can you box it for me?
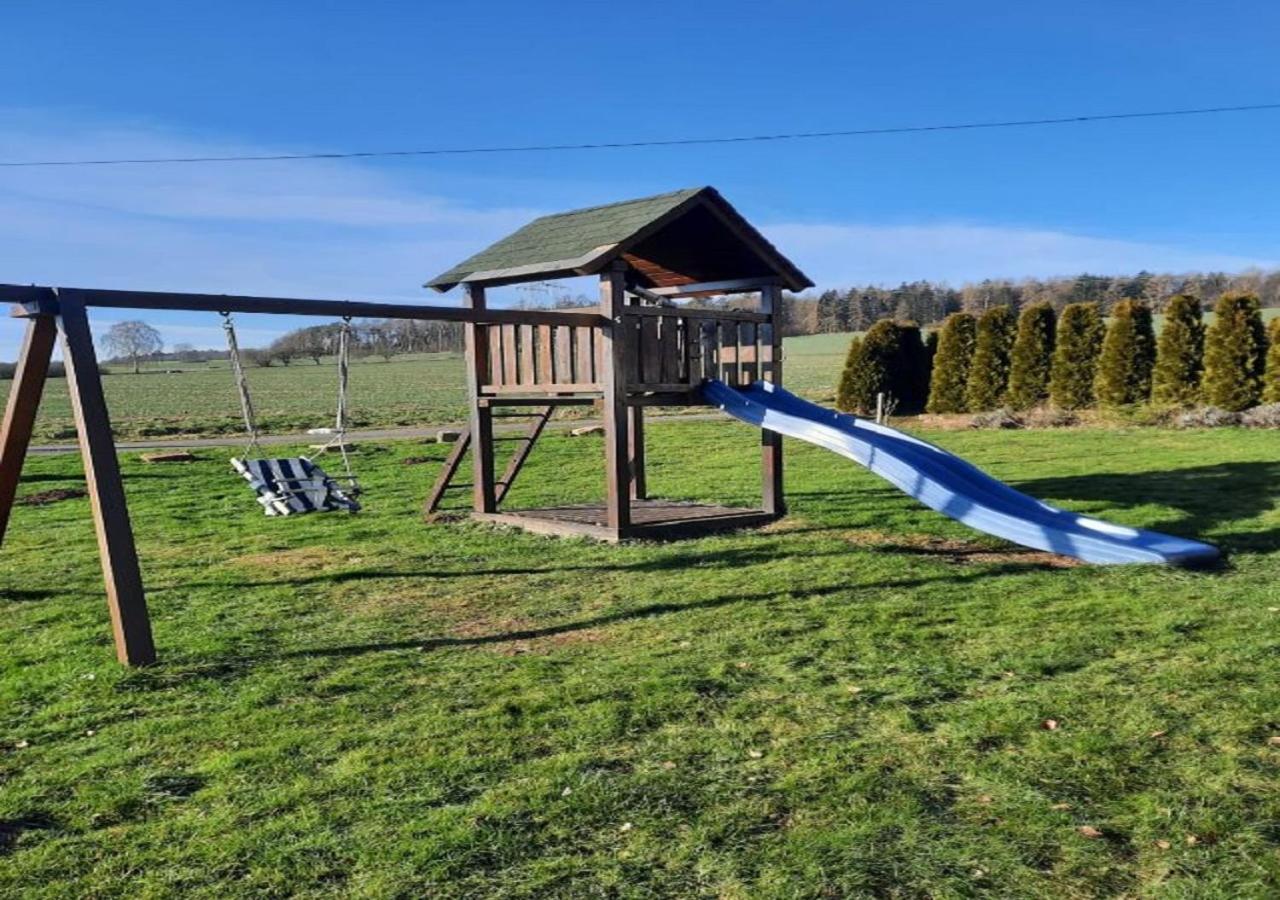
[1,333,852,442]
[2,421,1279,896]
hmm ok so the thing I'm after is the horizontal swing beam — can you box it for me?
[2,285,608,329]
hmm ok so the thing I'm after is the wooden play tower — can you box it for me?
[423,186,813,540]
[0,186,811,664]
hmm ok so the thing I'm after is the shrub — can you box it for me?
[1049,302,1104,409]
[1094,300,1156,407]
[1263,318,1280,404]
[965,305,1018,411]
[1242,403,1280,428]
[1202,292,1267,411]
[835,321,930,415]
[1151,294,1205,406]
[1175,407,1243,428]
[926,312,977,413]
[1006,302,1056,409]
[969,408,1023,430]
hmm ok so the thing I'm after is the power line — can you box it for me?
[2,102,1278,168]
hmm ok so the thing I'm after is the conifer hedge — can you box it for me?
[1094,299,1156,407]
[925,312,977,413]
[1264,318,1280,404]
[1048,302,1104,409]
[964,305,1018,411]
[1203,292,1267,411]
[836,321,929,415]
[1005,302,1056,409]
[1151,294,1205,406]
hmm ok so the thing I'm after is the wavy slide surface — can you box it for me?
[705,379,1218,566]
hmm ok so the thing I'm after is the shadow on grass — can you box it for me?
[273,562,1047,661]
[785,460,1280,559]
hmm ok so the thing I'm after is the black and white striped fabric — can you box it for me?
[231,457,361,516]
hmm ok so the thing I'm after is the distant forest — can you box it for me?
[776,267,1280,336]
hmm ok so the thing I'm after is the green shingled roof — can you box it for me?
[427,187,704,290]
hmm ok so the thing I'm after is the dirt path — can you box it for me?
[27,413,727,454]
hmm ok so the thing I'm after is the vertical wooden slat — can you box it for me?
[501,324,517,385]
[575,326,594,383]
[702,321,717,381]
[58,298,156,666]
[536,324,554,385]
[740,322,759,384]
[599,262,630,531]
[660,315,681,384]
[518,324,536,385]
[554,326,573,383]
[0,316,56,547]
[487,325,503,387]
[759,284,785,516]
[720,321,740,385]
[464,285,497,513]
[684,318,702,384]
[640,316,661,385]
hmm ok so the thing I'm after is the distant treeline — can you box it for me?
[780,268,1280,336]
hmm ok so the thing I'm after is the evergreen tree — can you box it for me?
[964,305,1018,411]
[1049,302,1104,409]
[835,321,930,415]
[1264,318,1280,404]
[1006,302,1056,409]
[1203,292,1267,411]
[1151,294,1205,406]
[1094,300,1156,406]
[926,312,977,413]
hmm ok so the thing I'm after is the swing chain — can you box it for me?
[221,311,261,458]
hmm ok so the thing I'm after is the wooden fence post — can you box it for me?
[463,284,497,513]
[759,283,785,516]
[0,315,56,546]
[599,262,631,530]
[58,297,156,666]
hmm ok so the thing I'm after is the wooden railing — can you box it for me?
[479,320,603,393]
[476,306,778,396]
[624,306,776,392]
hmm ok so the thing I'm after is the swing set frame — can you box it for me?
[0,186,812,666]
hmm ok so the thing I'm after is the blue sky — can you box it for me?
[4,0,1280,356]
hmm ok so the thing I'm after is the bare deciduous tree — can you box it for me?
[102,320,163,374]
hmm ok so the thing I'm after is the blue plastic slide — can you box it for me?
[704,379,1219,566]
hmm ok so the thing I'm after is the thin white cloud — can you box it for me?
[762,221,1276,287]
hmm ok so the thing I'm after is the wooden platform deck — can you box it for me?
[473,499,778,542]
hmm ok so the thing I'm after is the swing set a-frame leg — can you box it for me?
[0,301,155,666]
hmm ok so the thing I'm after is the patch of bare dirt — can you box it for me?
[17,488,86,506]
[841,529,1080,568]
[232,546,363,572]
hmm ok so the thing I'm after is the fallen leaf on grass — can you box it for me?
[1155,840,1171,850]
[1078,826,1103,839]
[1041,719,1060,731]
[1185,834,1199,846]
[747,749,764,759]
[1051,803,1072,811]
[1267,736,1280,747]
[619,822,633,833]
[1149,730,1167,739]
[977,795,994,805]
[661,761,677,770]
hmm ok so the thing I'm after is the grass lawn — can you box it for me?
[2,420,1279,896]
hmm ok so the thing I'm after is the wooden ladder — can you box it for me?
[423,406,554,515]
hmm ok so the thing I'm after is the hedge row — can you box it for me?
[836,292,1279,415]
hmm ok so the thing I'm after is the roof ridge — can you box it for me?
[532,186,707,223]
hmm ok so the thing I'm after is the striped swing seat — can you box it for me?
[231,456,360,516]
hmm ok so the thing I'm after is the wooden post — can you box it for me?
[759,283,785,516]
[628,406,646,500]
[58,297,156,666]
[0,315,56,546]
[599,261,631,530]
[463,284,497,512]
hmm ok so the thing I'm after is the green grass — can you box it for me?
[2,421,1279,896]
